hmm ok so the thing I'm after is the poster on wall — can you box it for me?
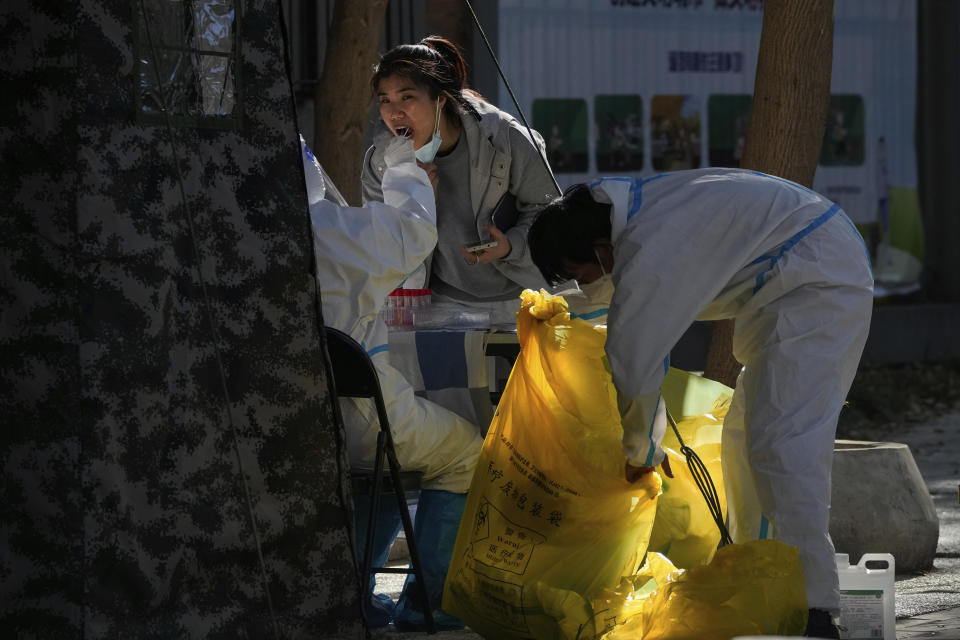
[497,0,921,293]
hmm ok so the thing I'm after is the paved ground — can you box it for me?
[888,411,960,638]
[371,410,960,639]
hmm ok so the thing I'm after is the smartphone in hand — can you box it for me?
[465,241,498,254]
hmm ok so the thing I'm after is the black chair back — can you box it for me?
[325,326,381,399]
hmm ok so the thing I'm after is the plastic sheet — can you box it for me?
[137,1,237,119]
[412,302,491,330]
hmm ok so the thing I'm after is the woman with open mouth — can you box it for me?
[361,36,559,330]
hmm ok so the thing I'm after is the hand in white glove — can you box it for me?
[383,135,416,168]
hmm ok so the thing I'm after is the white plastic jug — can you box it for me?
[835,552,895,640]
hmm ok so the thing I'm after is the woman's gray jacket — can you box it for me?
[361,93,559,291]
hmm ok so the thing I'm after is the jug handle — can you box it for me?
[858,553,895,573]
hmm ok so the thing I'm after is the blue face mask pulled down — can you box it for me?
[415,99,443,163]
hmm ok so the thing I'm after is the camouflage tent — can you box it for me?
[0,1,362,637]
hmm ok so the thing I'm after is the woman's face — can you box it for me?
[377,74,444,150]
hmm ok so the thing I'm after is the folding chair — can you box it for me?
[324,326,437,634]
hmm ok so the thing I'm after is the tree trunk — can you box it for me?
[314,0,389,206]
[918,0,960,302]
[426,0,474,86]
[703,0,834,388]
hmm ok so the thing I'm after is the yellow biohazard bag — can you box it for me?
[443,290,806,639]
[649,369,733,569]
[442,290,661,640]
[597,539,808,640]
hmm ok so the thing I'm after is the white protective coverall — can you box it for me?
[303,138,482,493]
[595,168,874,613]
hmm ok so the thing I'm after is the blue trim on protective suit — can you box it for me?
[749,204,840,293]
[642,355,671,466]
[838,211,873,268]
[643,394,662,466]
[571,308,609,320]
[367,343,389,358]
[629,180,644,219]
[591,175,670,223]
[759,514,770,540]
[626,174,670,221]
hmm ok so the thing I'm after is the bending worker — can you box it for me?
[527,169,874,639]
[304,135,481,631]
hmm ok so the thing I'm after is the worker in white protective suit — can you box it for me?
[527,169,874,639]
[303,135,482,631]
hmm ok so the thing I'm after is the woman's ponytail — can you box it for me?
[420,35,485,118]
[420,36,468,91]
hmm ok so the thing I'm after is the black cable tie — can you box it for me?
[668,408,733,547]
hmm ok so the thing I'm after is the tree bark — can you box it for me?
[313,0,389,206]
[918,0,960,302]
[702,0,834,388]
[426,0,474,86]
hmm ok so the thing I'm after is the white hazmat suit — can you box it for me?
[303,138,482,493]
[594,169,873,613]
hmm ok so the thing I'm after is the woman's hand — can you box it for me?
[460,226,511,265]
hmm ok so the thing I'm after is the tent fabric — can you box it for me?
[0,2,362,637]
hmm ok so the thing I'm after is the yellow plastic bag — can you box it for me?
[598,540,808,640]
[442,290,661,640]
[649,369,733,569]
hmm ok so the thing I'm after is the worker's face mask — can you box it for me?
[595,247,607,277]
[577,247,614,303]
[578,274,614,304]
[415,98,443,163]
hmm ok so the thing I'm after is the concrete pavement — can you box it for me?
[889,410,960,638]
[371,410,960,638]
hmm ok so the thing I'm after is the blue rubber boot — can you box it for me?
[353,493,403,628]
[393,490,468,631]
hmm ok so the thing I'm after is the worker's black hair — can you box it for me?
[528,184,613,286]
